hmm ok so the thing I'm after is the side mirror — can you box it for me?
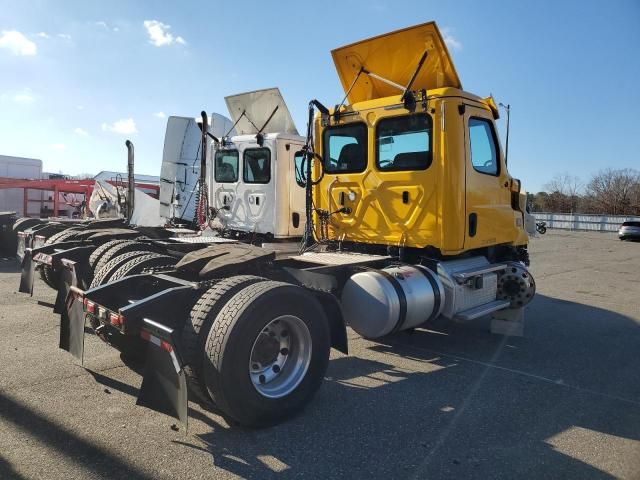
[293,151,306,188]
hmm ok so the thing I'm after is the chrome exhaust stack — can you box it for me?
[125,140,135,222]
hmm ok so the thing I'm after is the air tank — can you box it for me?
[341,265,445,339]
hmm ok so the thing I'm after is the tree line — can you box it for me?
[528,168,640,216]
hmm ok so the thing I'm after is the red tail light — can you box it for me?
[84,298,95,314]
[109,312,123,327]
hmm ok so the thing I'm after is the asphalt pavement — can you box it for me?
[0,230,639,479]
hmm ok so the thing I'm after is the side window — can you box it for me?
[214,150,239,183]
[376,114,432,171]
[294,151,306,188]
[322,123,367,174]
[243,148,271,184]
[469,118,499,176]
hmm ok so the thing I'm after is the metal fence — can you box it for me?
[533,212,640,232]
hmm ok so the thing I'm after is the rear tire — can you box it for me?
[90,250,151,288]
[182,275,268,405]
[88,239,138,277]
[92,240,157,278]
[202,281,331,427]
[12,217,44,233]
[40,228,81,289]
[108,253,177,282]
[43,227,78,245]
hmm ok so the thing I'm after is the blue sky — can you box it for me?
[1,0,638,192]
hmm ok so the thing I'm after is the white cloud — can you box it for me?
[154,111,166,118]
[0,30,37,56]
[57,33,72,40]
[37,32,50,39]
[13,93,35,103]
[143,20,186,47]
[50,143,66,151]
[74,127,89,136]
[441,27,462,51]
[102,118,137,135]
[94,21,118,32]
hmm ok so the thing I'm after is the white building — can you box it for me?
[0,155,43,216]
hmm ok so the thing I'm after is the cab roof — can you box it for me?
[332,21,462,105]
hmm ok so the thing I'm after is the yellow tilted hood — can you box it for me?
[331,21,462,104]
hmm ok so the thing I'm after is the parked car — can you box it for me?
[618,221,640,241]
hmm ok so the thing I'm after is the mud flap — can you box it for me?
[19,249,35,295]
[137,318,188,430]
[54,259,77,314]
[59,286,87,363]
[16,232,28,261]
[52,246,94,312]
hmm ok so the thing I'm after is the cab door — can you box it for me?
[239,143,275,234]
[463,105,515,249]
[213,148,240,226]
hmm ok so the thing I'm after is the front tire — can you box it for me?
[202,281,330,427]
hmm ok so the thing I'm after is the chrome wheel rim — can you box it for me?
[249,315,312,398]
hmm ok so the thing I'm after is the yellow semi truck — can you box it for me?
[58,22,535,428]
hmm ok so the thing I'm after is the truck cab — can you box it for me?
[158,89,307,241]
[212,89,307,239]
[312,22,528,259]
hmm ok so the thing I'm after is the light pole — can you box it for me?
[498,102,510,166]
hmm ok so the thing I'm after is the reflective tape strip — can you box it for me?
[141,330,181,374]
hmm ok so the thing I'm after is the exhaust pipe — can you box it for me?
[195,112,209,227]
[200,111,208,186]
[125,140,135,222]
